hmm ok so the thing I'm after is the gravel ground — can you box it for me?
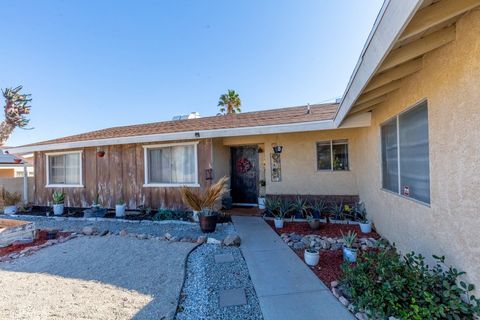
[2,215,234,240]
[0,236,197,320]
[176,244,263,320]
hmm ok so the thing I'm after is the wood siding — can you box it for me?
[34,139,213,209]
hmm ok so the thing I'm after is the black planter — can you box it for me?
[199,215,218,233]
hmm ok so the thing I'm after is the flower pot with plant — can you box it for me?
[342,230,358,263]
[52,191,65,216]
[3,191,21,214]
[264,196,280,217]
[354,201,371,233]
[304,248,320,266]
[330,201,346,222]
[292,196,308,220]
[272,200,292,229]
[181,176,229,233]
[115,198,126,217]
[84,193,107,218]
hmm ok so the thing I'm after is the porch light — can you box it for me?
[273,145,283,154]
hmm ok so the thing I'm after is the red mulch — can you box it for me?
[267,220,379,288]
[0,230,71,257]
[266,220,380,238]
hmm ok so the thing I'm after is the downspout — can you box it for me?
[23,163,28,203]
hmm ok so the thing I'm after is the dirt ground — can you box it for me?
[0,236,196,320]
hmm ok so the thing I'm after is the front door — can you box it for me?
[231,146,258,205]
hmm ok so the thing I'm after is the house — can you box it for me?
[0,150,34,178]
[7,0,480,291]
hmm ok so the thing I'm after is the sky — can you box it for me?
[0,0,384,146]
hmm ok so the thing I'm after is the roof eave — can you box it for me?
[6,113,371,154]
[334,0,424,127]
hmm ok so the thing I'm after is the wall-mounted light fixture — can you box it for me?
[195,132,200,138]
[272,145,283,154]
[205,168,213,180]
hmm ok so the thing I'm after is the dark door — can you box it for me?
[231,146,258,204]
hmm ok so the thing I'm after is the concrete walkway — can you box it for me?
[232,216,353,320]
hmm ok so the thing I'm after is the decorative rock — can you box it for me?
[137,233,148,240]
[293,242,305,250]
[207,237,222,245]
[355,312,368,320]
[164,232,172,240]
[82,226,97,236]
[119,230,128,237]
[332,287,341,298]
[197,235,207,244]
[170,236,178,242]
[331,281,338,288]
[348,303,355,312]
[339,296,350,306]
[223,234,241,246]
[180,237,192,242]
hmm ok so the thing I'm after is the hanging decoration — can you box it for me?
[271,153,281,182]
[236,158,253,174]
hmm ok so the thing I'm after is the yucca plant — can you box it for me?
[52,191,65,205]
[292,196,309,219]
[331,201,346,221]
[341,230,357,248]
[274,200,292,220]
[180,176,229,217]
[310,200,327,219]
[265,196,281,216]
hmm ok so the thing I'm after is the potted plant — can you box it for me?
[3,191,21,214]
[52,191,65,216]
[330,201,346,221]
[304,248,320,266]
[181,176,229,233]
[264,196,280,216]
[354,202,371,233]
[341,230,358,263]
[307,200,327,230]
[291,196,308,220]
[84,193,107,218]
[271,200,291,228]
[115,198,126,217]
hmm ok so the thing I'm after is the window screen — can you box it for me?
[316,140,349,171]
[381,118,399,193]
[48,153,81,185]
[147,144,196,184]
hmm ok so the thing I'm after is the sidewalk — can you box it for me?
[232,216,353,320]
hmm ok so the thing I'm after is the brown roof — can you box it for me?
[21,103,338,147]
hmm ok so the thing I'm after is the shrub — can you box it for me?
[340,248,480,319]
[152,209,190,221]
[4,191,22,206]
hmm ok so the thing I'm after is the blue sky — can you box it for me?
[0,0,383,146]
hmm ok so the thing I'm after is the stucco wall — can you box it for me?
[222,128,359,196]
[352,10,480,291]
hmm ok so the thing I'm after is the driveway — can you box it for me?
[0,236,196,320]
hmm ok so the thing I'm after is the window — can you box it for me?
[316,140,349,171]
[46,151,82,187]
[381,101,430,204]
[144,143,198,186]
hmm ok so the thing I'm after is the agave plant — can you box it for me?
[291,196,309,219]
[52,191,65,205]
[310,200,327,219]
[273,200,292,220]
[264,196,281,216]
[341,230,357,248]
[180,176,229,216]
[331,201,346,221]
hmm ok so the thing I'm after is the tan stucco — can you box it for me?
[221,129,359,196]
[352,10,480,291]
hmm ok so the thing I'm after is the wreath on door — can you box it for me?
[236,158,253,173]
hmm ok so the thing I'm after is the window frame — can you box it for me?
[379,99,430,206]
[143,142,200,188]
[315,139,349,172]
[45,150,84,188]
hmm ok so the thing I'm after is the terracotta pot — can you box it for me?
[96,151,105,158]
[308,219,321,230]
[199,215,217,233]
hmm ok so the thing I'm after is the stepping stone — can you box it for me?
[219,288,247,307]
[214,253,234,264]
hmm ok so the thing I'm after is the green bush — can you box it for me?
[340,248,480,319]
[152,209,190,221]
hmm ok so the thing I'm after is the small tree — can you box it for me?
[0,86,32,145]
[217,89,241,115]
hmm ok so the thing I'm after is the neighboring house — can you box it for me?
[7,0,480,291]
[0,150,34,178]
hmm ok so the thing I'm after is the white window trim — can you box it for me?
[379,98,430,206]
[315,140,349,172]
[143,141,200,188]
[45,150,84,188]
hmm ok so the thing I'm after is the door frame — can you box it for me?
[230,145,259,207]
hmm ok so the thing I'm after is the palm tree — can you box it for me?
[217,90,241,115]
[0,86,32,145]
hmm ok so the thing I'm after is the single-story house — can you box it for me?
[7,0,480,291]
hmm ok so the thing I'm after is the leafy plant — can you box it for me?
[1,86,32,145]
[4,191,21,206]
[341,230,357,248]
[291,196,309,218]
[117,197,125,206]
[52,191,65,205]
[217,89,241,115]
[353,201,368,223]
[310,200,327,219]
[272,200,292,220]
[341,248,480,319]
[180,176,229,216]
[330,201,346,220]
[265,196,281,215]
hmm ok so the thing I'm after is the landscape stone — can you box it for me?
[223,234,241,246]
[339,296,350,306]
[207,237,222,245]
[196,235,207,244]
[214,253,235,264]
[119,230,128,236]
[82,226,97,236]
[293,242,306,250]
[218,288,247,307]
